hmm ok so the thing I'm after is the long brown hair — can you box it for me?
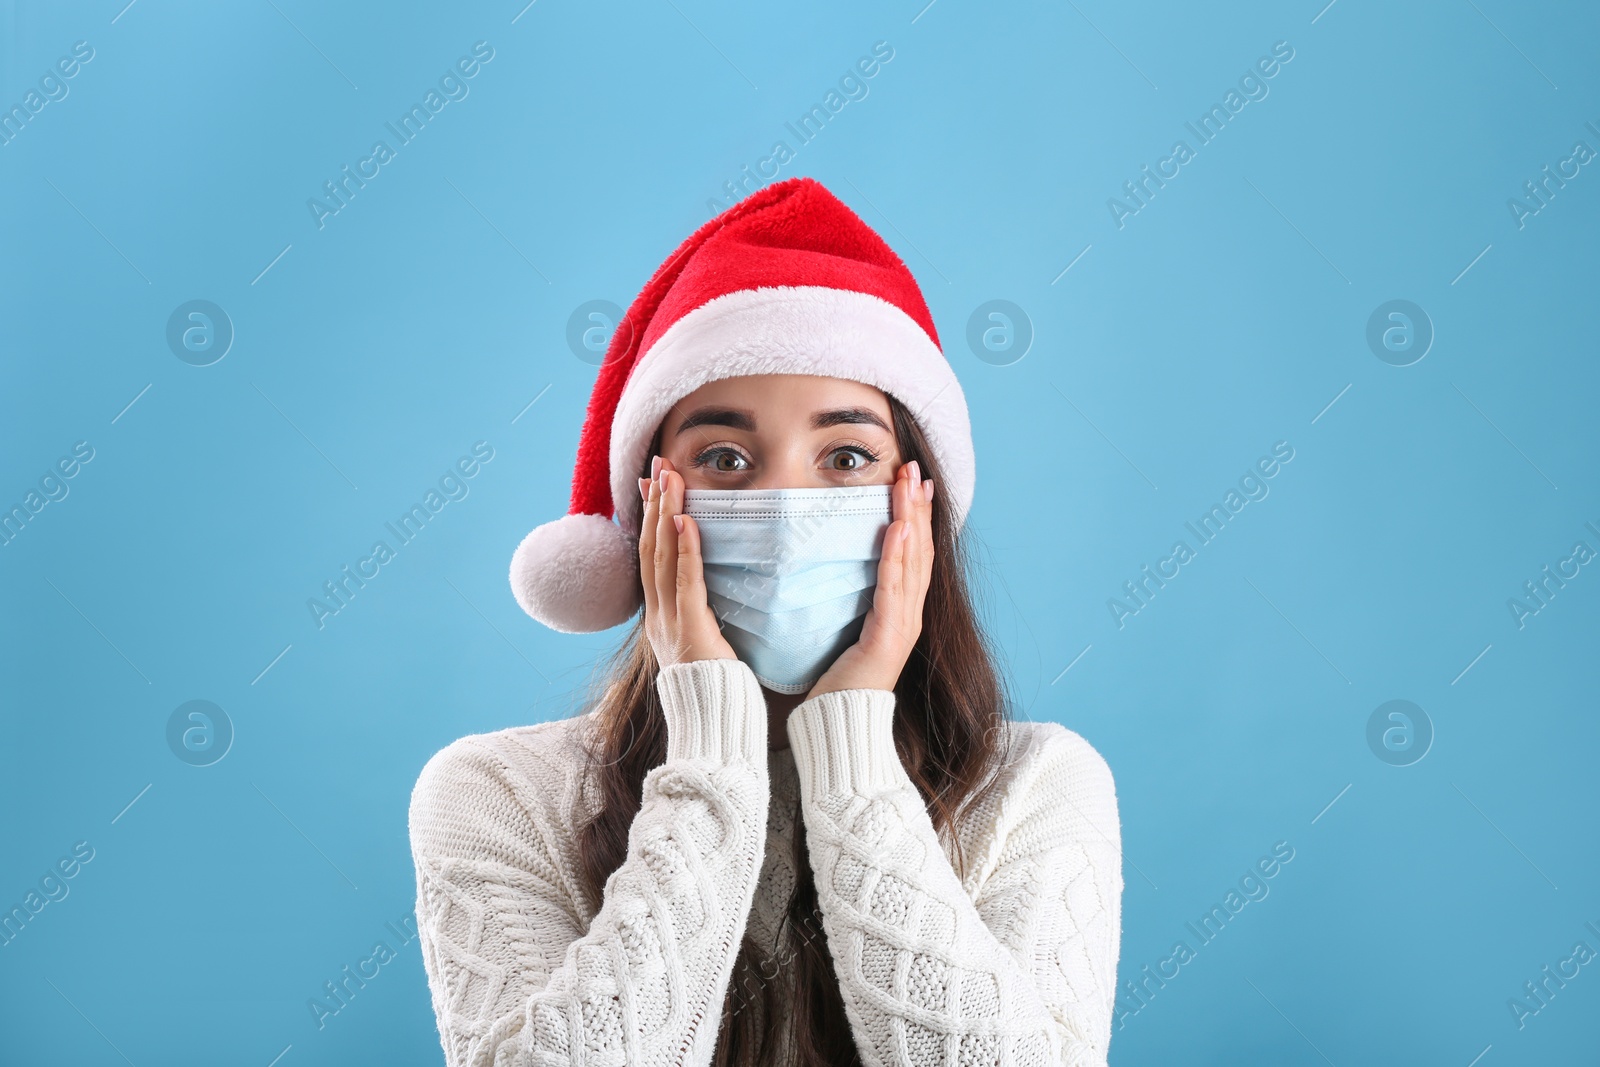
[571,391,1013,1065]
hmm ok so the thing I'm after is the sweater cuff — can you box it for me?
[786,688,909,798]
[656,657,769,765]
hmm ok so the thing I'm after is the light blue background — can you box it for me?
[3,0,1597,1064]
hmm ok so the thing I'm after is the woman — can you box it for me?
[408,177,1123,1066]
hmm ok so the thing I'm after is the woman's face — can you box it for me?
[655,374,902,490]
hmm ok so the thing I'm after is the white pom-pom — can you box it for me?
[509,512,642,633]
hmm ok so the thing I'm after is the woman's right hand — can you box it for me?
[638,455,738,669]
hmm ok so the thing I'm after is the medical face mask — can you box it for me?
[681,483,894,695]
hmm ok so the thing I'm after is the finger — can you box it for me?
[888,466,916,592]
[900,466,922,598]
[902,461,933,585]
[655,463,682,622]
[893,469,927,642]
[875,521,918,653]
[896,462,922,589]
[869,473,912,631]
[890,460,913,535]
[638,463,660,619]
[675,512,717,644]
[916,474,935,578]
[856,468,924,665]
[676,510,705,599]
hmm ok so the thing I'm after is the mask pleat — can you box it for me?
[680,483,894,692]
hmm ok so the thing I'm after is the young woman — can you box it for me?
[408,177,1123,1067]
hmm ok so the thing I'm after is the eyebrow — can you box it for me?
[672,405,891,436]
[813,406,892,433]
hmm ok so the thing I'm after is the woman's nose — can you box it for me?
[742,460,806,492]
[747,455,815,490]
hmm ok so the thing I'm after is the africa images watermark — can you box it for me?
[1,440,96,549]
[307,41,495,230]
[0,39,95,148]
[1115,840,1296,1028]
[306,442,495,629]
[704,40,895,216]
[307,913,419,1030]
[1506,919,1600,1031]
[1506,519,1599,630]
[1,840,96,948]
[1107,441,1295,629]
[1506,118,1599,230]
[1106,39,1296,230]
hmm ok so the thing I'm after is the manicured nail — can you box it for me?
[899,522,911,542]
[651,455,662,479]
[909,459,920,483]
[639,477,649,501]
[923,479,935,502]
[673,514,683,533]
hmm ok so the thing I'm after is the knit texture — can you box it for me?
[408,657,1122,1066]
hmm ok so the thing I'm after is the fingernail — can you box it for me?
[924,479,935,502]
[909,459,920,483]
[672,514,683,533]
[651,455,662,479]
[639,477,649,501]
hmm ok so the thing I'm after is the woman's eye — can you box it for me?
[694,448,749,472]
[826,446,880,471]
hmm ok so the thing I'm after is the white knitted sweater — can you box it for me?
[408,657,1122,1067]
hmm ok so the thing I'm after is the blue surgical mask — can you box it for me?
[682,483,894,694]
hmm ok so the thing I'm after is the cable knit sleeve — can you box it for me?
[786,688,1123,1067]
[408,657,771,1067]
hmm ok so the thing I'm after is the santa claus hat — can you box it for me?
[510,175,974,633]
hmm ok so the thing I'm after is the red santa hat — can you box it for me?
[510,175,975,633]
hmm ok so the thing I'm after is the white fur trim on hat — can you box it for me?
[509,512,642,633]
[608,285,974,538]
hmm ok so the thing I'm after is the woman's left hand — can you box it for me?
[805,459,936,700]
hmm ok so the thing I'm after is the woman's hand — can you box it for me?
[638,455,739,669]
[804,459,936,700]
